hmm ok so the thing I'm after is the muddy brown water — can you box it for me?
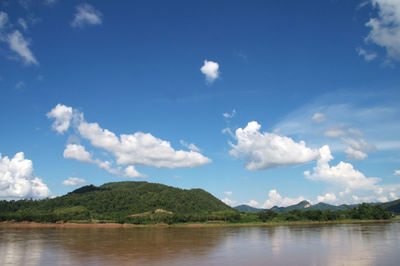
[1,222,400,265]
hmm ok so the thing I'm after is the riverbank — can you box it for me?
[0,219,396,228]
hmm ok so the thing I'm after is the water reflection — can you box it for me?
[1,223,400,265]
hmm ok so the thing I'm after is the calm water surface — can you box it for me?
[1,222,400,266]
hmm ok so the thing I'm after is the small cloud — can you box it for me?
[62,177,87,186]
[247,200,259,207]
[124,165,146,178]
[200,60,219,84]
[63,144,92,163]
[0,11,9,29]
[224,191,232,196]
[262,189,306,209]
[221,197,237,206]
[7,30,38,65]
[180,140,200,152]
[324,128,346,138]
[71,3,103,28]
[345,147,368,160]
[46,104,74,134]
[357,47,377,61]
[317,193,337,203]
[17,18,28,31]
[36,75,43,81]
[312,112,325,122]
[395,170,400,176]
[223,109,236,119]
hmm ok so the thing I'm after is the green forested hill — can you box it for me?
[0,181,234,223]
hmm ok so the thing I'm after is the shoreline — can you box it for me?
[0,219,395,229]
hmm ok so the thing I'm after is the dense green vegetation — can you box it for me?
[0,181,233,223]
[0,182,394,225]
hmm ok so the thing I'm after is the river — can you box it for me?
[1,222,400,265]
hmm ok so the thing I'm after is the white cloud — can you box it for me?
[0,11,8,29]
[224,191,232,196]
[124,165,146,178]
[262,189,306,209]
[357,47,377,61]
[221,197,237,206]
[312,112,325,122]
[0,152,50,199]
[345,147,368,160]
[317,192,337,203]
[48,104,211,177]
[78,120,211,168]
[341,137,376,152]
[7,30,38,65]
[71,4,103,28]
[94,159,121,176]
[17,18,28,31]
[365,0,400,61]
[229,121,319,170]
[62,177,87,186]
[248,200,259,207]
[304,145,380,191]
[394,170,400,176]
[324,128,346,138]
[223,109,236,119]
[46,104,74,134]
[180,140,200,152]
[63,144,92,163]
[200,60,219,83]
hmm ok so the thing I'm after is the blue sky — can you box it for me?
[1,0,400,208]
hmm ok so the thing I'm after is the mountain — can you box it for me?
[380,199,400,214]
[234,204,264,213]
[235,201,359,213]
[0,181,234,222]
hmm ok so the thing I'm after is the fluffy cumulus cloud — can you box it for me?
[248,200,259,207]
[124,165,146,178]
[63,144,92,163]
[46,104,74,134]
[262,189,306,209]
[200,60,219,83]
[345,147,368,160]
[7,30,38,65]
[71,3,103,28]
[395,170,400,176]
[47,104,211,177]
[62,177,87,186]
[221,198,237,206]
[224,191,232,196]
[365,0,400,61]
[304,145,380,191]
[0,152,50,199]
[229,121,319,170]
[317,192,337,203]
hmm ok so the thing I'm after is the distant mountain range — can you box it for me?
[235,200,397,213]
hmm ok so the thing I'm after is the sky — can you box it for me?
[1,0,400,208]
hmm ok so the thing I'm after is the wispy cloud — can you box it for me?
[364,0,400,62]
[71,3,103,28]
[7,30,38,65]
